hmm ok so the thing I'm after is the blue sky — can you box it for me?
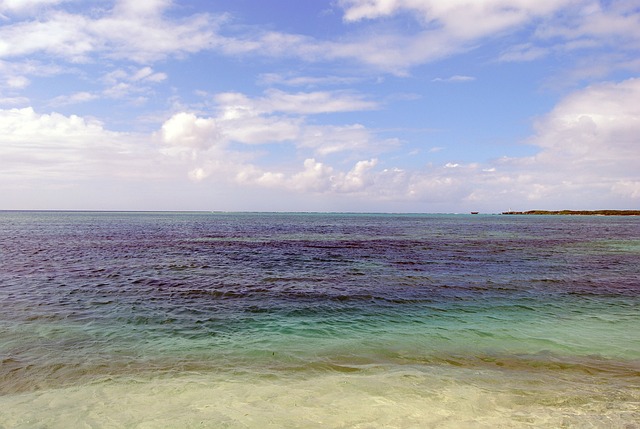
[1,0,638,212]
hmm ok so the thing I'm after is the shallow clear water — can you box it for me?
[1,212,638,428]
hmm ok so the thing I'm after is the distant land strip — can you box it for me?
[501,210,640,216]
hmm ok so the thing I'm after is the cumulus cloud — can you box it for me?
[155,87,390,185]
[424,77,640,208]
[0,106,154,181]
[4,75,638,211]
[1,107,108,143]
[157,108,297,183]
[233,77,640,208]
[160,90,398,171]
[289,158,335,192]
[160,112,219,151]
[237,158,379,194]
[334,158,378,192]
[525,78,640,188]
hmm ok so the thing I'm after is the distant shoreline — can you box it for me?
[501,210,640,216]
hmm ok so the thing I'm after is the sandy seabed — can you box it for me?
[1,365,638,429]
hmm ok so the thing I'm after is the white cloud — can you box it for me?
[191,89,382,151]
[258,73,362,87]
[156,89,389,186]
[1,107,106,142]
[317,1,640,77]
[0,96,29,106]
[0,12,95,61]
[200,89,383,149]
[98,66,166,101]
[499,43,549,62]
[4,75,638,211]
[112,0,171,18]
[333,158,378,192]
[1,0,636,212]
[160,112,220,151]
[0,107,155,181]
[50,91,97,106]
[612,180,640,199]
[1,0,634,81]
[214,89,377,116]
[188,167,208,182]
[93,13,217,63]
[330,0,575,72]
[432,75,475,83]
[239,157,380,194]
[0,0,66,15]
[289,158,335,192]
[222,115,301,145]
[261,89,377,114]
[230,77,640,207]
[435,77,640,208]
[0,3,218,63]
[339,0,570,35]
[0,59,66,82]
[130,66,167,83]
[527,78,640,177]
[535,1,640,44]
[5,74,29,88]
[299,124,375,156]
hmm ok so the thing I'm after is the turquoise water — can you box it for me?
[0,212,638,427]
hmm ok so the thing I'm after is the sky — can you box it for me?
[0,0,639,213]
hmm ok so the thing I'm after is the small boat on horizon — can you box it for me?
[470,212,479,214]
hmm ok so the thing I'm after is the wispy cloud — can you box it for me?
[214,89,378,117]
[1,0,637,77]
[258,73,362,87]
[432,75,475,83]
[0,2,219,63]
[0,0,67,16]
[50,91,98,106]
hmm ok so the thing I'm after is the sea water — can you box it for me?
[0,211,638,428]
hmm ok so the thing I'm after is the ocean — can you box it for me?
[0,211,638,428]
